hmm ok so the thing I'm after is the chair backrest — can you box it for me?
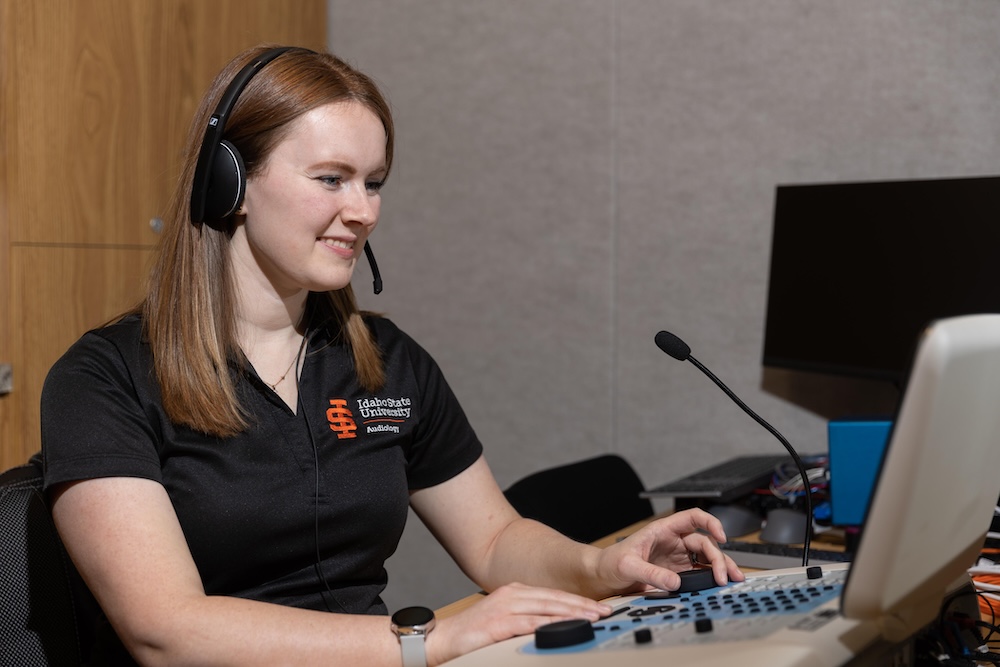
[504,454,654,544]
[0,455,86,666]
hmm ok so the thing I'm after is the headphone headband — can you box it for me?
[189,47,293,224]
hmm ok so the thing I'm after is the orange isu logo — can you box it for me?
[326,399,357,439]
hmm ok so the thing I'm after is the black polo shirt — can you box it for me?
[42,313,483,615]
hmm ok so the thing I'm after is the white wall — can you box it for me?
[328,0,1000,610]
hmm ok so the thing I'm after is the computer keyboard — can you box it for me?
[641,454,791,503]
[720,541,853,569]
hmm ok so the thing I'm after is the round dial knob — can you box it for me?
[675,568,719,593]
[534,619,595,649]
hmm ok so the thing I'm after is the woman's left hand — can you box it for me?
[593,508,745,595]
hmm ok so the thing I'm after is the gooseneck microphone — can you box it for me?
[654,330,814,566]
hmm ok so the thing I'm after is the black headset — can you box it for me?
[188,46,382,294]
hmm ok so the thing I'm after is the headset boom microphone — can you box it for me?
[654,330,814,566]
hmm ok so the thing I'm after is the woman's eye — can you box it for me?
[319,176,342,187]
[366,180,385,194]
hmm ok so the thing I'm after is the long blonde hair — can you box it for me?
[143,46,392,437]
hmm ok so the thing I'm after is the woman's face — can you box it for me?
[232,100,387,299]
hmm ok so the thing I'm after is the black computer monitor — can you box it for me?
[762,175,1000,384]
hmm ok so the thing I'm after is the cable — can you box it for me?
[288,328,343,614]
[928,587,1000,666]
[768,464,827,503]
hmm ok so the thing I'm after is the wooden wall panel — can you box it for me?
[5,246,154,469]
[1,0,326,468]
[0,0,10,468]
[6,0,328,247]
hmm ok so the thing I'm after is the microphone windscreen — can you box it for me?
[655,330,691,361]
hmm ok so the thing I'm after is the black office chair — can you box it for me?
[0,454,92,666]
[504,454,654,544]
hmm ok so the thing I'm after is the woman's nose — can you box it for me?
[343,182,379,228]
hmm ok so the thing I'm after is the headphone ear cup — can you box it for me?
[202,139,247,224]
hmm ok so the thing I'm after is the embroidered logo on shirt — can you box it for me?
[326,399,358,439]
[356,396,411,435]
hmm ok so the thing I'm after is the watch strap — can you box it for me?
[399,633,427,667]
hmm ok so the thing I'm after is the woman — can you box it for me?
[41,45,742,666]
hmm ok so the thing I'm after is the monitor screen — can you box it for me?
[762,175,1000,384]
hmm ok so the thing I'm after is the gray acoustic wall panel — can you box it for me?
[329,1,1000,610]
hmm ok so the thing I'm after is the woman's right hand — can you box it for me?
[426,582,612,666]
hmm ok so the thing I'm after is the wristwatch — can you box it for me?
[390,606,436,667]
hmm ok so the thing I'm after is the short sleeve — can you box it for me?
[371,319,484,490]
[41,323,164,489]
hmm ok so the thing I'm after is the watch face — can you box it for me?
[392,606,435,627]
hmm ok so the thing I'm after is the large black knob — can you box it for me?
[675,568,719,593]
[645,568,720,599]
[534,619,596,649]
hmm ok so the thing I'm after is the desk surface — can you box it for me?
[435,512,846,619]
